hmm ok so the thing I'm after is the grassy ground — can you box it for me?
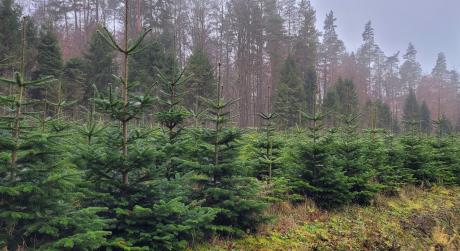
[196,186,460,250]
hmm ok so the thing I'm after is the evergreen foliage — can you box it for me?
[62,57,86,106]
[274,56,305,128]
[291,103,351,209]
[362,100,392,130]
[83,30,116,97]
[400,131,433,185]
[0,18,109,250]
[194,64,266,235]
[30,24,62,101]
[420,101,432,134]
[33,25,62,79]
[335,115,379,205]
[0,0,21,73]
[403,88,420,131]
[185,47,215,115]
[3,2,460,249]
[323,79,358,127]
[129,37,177,90]
[428,136,458,185]
[155,69,192,179]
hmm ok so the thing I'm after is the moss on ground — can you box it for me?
[196,186,460,250]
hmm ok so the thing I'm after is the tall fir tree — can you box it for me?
[322,88,339,127]
[420,101,432,135]
[62,57,86,109]
[263,0,284,95]
[362,100,392,130]
[30,24,62,101]
[335,78,358,116]
[83,30,116,98]
[400,43,422,91]
[0,0,21,73]
[432,52,448,81]
[357,21,377,98]
[33,24,62,79]
[402,88,420,131]
[323,79,358,128]
[294,0,319,77]
[129,37,177,90]
[185,47,215,118]
[319,11,344,98]
[274,55,305,128]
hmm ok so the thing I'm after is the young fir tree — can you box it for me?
[274,55,305,128]
[335,114,379,205]
[156,69,192,179]
[400,120,433,185]
[254,86,281,182]
[428,113,458,185]
[363,106,404,194]
[428,135,458,185]
[291,96,351,209]
[77,2,215,249]
[363,131,402,195]
[195,63,266,236]
[0,17,109,250]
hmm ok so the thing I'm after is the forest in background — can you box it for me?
[2,0,459,130]
[1,0,460,250]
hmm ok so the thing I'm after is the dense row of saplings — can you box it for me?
[2,14,460,251]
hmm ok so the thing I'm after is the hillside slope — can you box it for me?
[199,187,460,250]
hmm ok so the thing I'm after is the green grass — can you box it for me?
[196,186,460,250]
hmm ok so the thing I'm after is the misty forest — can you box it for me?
[1,0,460,250]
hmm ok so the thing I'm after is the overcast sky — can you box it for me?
[311,0,460,73]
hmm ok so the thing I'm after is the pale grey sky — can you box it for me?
[311,0,460,73]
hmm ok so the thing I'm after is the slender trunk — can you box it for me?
[122,0,129,185]
[95,0,99,23]
[214,63,222,184]
[11,18,28,178]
